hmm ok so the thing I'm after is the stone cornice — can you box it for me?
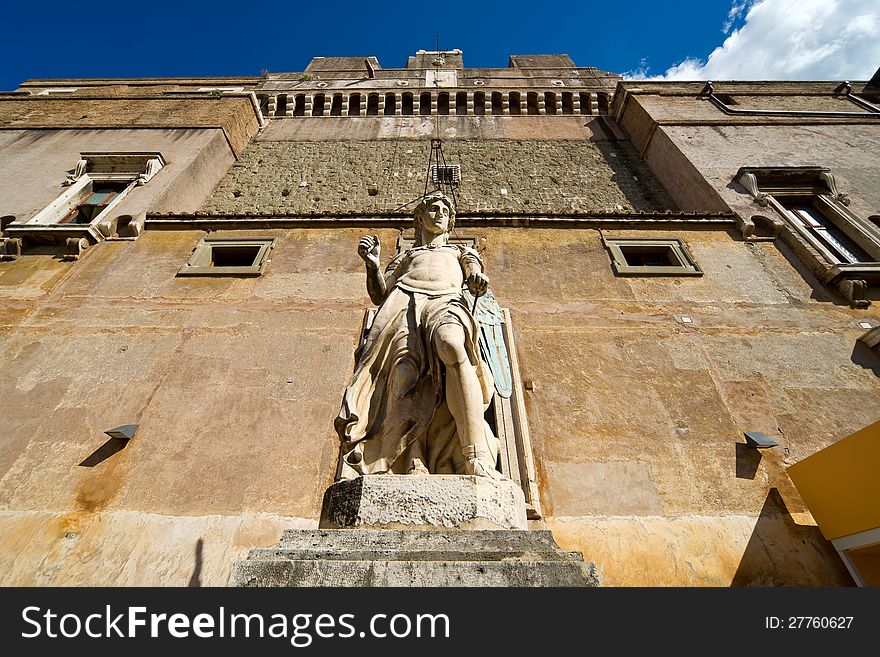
[144,210,736,231]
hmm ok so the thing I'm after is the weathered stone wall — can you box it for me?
[1,225,876,585]
[0,97,260,157]
[202,139,675,214]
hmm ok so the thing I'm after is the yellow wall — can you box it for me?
[788,419,880,541]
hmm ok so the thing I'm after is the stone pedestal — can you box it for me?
[230,475,599,587]
[229,529,599,587]
[320,475,528,530]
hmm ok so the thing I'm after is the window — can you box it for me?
[384,93,396,116]
[779,199,872,263]
[736,166,880,265]
[604,237,703,276]
[736,166,880,308]
[330,94,343,116]
[4,152,164,244]
[347,94,360,116]
[57,183,128,225]
[508,92,521,115]
[177,237,275,277]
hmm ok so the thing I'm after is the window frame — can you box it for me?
[25,176,136,229]
[735,165,880,308]
[177,236,276,277]
[6,152,165,245]
[736,166,880,265]
[603,237,703,277]
[766,193,880,265]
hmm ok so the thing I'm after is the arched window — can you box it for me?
[579,92,592,115]
[293,94,305,116]
[330,94,343,116]
[437,92,450,115]
[491,92,503,115]
[367,93,379,116]
[561,92,574,115]
[526,92,539,115]
[401,92,414,115]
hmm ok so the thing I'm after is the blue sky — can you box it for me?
[0,1,876,90]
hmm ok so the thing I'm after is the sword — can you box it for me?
[471,290,481,315]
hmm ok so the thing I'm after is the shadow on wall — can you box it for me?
[731,488,854,587]
[771,239,852,307]
[851,342,880,377]
[79,437,129,467]
[593,142,677,212]
[188,538,203,587]
[735,443,762,480]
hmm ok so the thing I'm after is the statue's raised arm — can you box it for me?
[357,234,387,305]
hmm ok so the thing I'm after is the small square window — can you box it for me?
[604,238,702,276]
[177,237,275,277]
[430,164,461,185]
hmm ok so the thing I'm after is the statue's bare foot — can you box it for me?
[408,459,430,475]
[462,446,504,480]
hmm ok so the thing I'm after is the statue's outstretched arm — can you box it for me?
[358,235,387,305]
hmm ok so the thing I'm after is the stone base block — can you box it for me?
[319,475,528,530]
[230,529,600,587]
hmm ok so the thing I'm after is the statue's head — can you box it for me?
[414,191,455,243]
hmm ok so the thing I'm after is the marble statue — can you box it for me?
[335,191,504,480]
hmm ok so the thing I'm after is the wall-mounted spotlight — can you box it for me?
[743,431,778,449]
[104,424,139,441]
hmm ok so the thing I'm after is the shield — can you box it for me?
[461,287,513,398]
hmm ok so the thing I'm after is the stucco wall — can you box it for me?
[614,91,880,220]
[653,124,880,221]
[2,225,876,585]
[0,129,236,227]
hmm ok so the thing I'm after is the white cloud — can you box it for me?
[722,0,756,34]
[628,0,880,81]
